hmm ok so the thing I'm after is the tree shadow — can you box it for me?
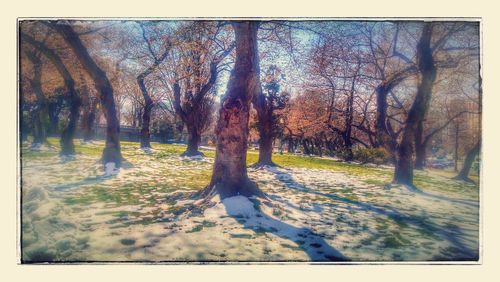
[268,168,479,261]
[220,199,350,262]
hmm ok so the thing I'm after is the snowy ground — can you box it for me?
[20,140,480,262]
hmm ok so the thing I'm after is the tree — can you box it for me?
[171,22,234,156]
[136,22,172,149]
[51,21,123,168]
[21,32,81,156]
[80,83,98,142]
[393,23,437,187]
[200,21,264,199]
[252,64,289,166]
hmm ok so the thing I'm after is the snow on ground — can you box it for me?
[20,141,479,262]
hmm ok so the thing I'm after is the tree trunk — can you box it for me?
[59,89,81,156]
[454,141,480,182]
[414,119,426,170]
[24,50,48,145]
[375,85,394,151]
[138,76,153,149]
[255,106,275,166]
[394,23,436,187]
[54,23,122,167]
[257,127,274,165]
[302,139,311,155]
[454,123,460,172]
[201,21,264,200]
[82,98,97,142]
[252,81,277,166]
[183,123,203,156]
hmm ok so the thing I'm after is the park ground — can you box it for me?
[20,138,480,262]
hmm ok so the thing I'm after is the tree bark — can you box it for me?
[183,123,203,156]
[394,23,437,187]
[137,75,154,149]
[53,22,122,167]
[201,21,264,200]
[454,141,480,182]
[414,119,426,170]
[453,123,460,172]
[82,96,97,142]
[253,92,276,166]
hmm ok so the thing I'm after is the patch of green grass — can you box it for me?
[120,238,136,245]
[22,138,479,204]
[186,225,204,233]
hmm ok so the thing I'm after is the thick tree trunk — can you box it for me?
[54,23,122,167]
[201,21,264,200]
[454,141,480,182]
[183,123,203,156]
[257,127,274,165]
[394,23,436,187]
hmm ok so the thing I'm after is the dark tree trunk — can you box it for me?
[60,91,81,155]
[201,21,264,200]
[254,104,275,165]
[302,139,311,155]
[454,141,480,182]
[138,75,153,149]
[252,80,276,166]
[394,23,436,187]
[183,123,204,156]
[47,98,63,135]
[257,128,274,165]
[414,119,426,170]
[342,63,359,161]
[288,137,295,153]
[53,23,122,167]
[82,98,97,142]
[375,85,394,151]
[453,123,460,172]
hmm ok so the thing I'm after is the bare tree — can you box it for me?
[393,23,437,187]
[51,21,123,168]
[171,22,234,156]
